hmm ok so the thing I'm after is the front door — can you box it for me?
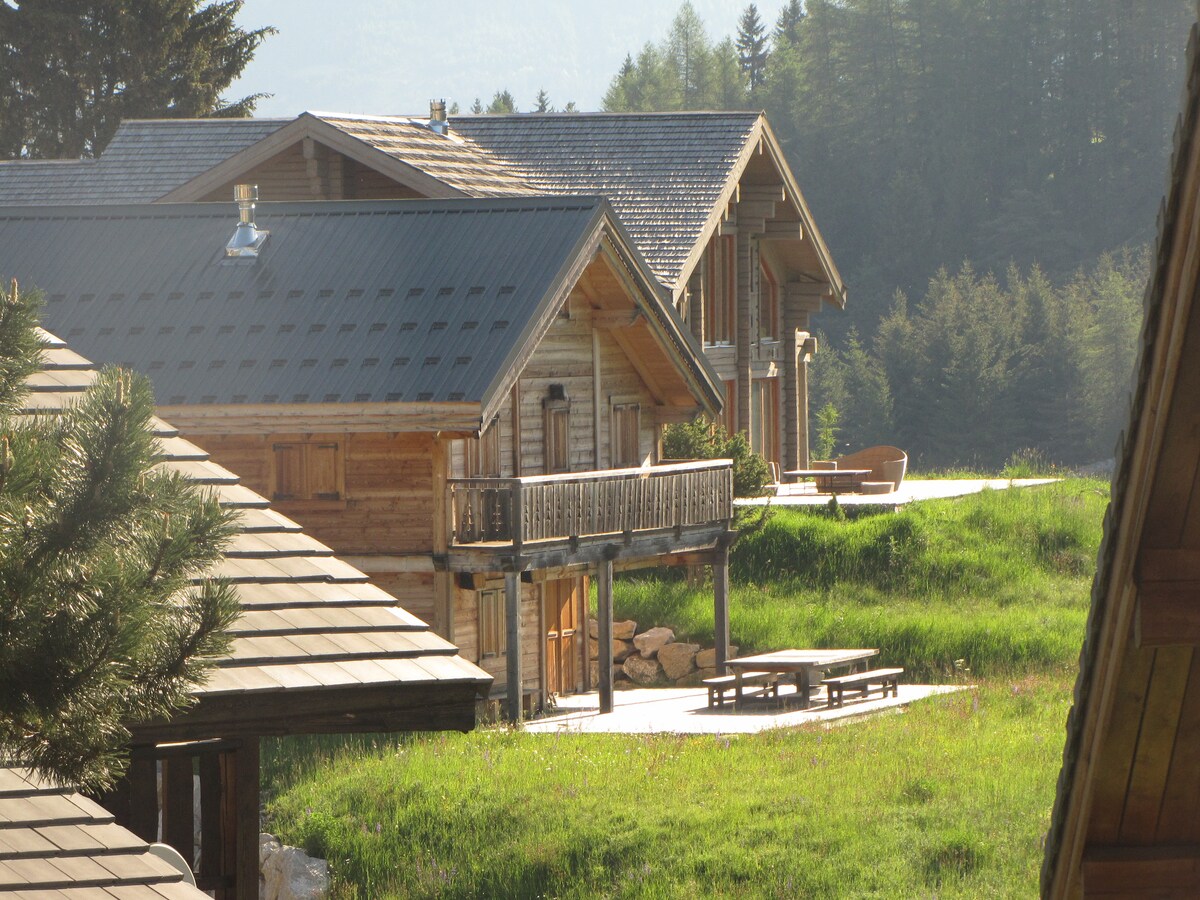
[544,577,583,695]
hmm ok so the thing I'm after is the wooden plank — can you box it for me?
[234,740,259,900]
[714,545,731,675]
[1082,844,1200,896]
[1156,652,1200,842]
[198,753,223,884]
[161,756,194,867]
[1137,582,1200,645]
[125,756,158,844]
[1119,645,1193,841]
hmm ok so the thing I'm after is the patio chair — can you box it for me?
[812,445,908,492]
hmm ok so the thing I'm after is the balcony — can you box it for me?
[447,459,733,568]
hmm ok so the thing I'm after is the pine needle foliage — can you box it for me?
[0,282,239,791]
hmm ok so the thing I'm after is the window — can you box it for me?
[544,388,571,474]
[478,588,506,659]
[759,258,779,341]
[703,235,736,346]
[611,402,641,468]
[272,441,341,500]
[467,417,501,477]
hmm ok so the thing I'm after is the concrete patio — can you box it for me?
[735,477,1058,510]
[524,682,967,735]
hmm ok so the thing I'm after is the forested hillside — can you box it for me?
[597,2,1192,467]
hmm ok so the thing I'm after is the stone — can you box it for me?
[589,660,599,684]
[695,646,737,669]
[623,655,664,685]
[675,669,708,688]
[657,642,700,681]
[633,626,674,658]
[613,639,635,662]
[613,619,637,641]
[261,842,329,900]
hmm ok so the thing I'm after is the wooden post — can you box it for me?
[162,756,195,866]
[198,752,223,886]
[797,337,811,468]
[505,569,523,722]
[234,738,260,900]
[126,754,158,842]
[714,545,731,675]
[597,557,614,714]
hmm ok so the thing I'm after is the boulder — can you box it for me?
[623,655,664,685]
[613,619,638,641]
[613,639,635,662]
[633,626,674,658]
[658,642,700,681]
[675,669,709,688]
[261,840,329,900]
[695,646,737,669]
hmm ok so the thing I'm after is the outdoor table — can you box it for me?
[724,648,879,710]
[786,469,873,493]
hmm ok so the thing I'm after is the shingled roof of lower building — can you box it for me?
[448,112,763,288]
[0,197,702,419]
[25,328,491,738]
[0,766,209,898]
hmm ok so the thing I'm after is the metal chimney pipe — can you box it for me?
[226,183,268,258]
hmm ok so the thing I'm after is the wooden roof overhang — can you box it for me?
[476,203,726,432]
[30,331,493,746]
[1043,15,1200,898]
[671,114,847,311]
[0,767,211,898]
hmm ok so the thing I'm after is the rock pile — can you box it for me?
[588,619,734,687]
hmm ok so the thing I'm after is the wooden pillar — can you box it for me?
[687,269,704,346]
[736,230,753,436]
[597,558,614,714]
[797,337,813,468]
[714,545,731,675]
[162,756,195,866]
[126,754,159,842]
[505,569,523,722]
[198,752,223,887]
[234,739,260,900]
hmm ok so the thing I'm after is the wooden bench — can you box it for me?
[703,671,778,709]
[821,667,904,708]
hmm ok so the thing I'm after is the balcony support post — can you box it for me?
[505,569,523,723]
[597,556,615,714]
[714,544,731,675]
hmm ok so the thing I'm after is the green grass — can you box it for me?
[263,479,1106,898]
[264,677,1068,898]
[615,480,1105,679]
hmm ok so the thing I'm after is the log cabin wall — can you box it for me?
[452,579,541,694]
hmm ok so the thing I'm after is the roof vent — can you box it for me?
[429,99,448,135]
[225,184,268,258]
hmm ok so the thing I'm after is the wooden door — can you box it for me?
[544,577,583,695]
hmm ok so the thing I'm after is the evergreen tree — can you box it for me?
[471,97,484,115]
[774,0,806,46]
[0,281,239,791]
[0,0,274,159]
[487,89,517,114]
[534,88,552,113]
[736,4,770,92]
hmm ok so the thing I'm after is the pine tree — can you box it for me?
[736,4,769,92]
[774,0,805,47]
[0,281,239,791]
[487,90,517,114]
[0,0,274,159]
[534,89,552,113]
[471,97,484,115]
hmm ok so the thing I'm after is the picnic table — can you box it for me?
[723,648,879,710]
[786,468,873,493]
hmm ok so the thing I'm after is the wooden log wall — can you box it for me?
[453,579,540,691]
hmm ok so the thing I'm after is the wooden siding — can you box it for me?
[453,580,540,693]
[184,431,436,554]
[198,140,424,203]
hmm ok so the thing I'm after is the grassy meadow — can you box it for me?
[262,479,1107,898]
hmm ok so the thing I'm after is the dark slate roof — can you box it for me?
[449,112,763,287]
[0,118,289,205]
[0,767,208,898]
[0,198,608,408]
[311,113,533,196]
[28,328,491,703]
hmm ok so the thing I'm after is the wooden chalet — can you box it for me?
[0,108,846,470]
[0,196,736,722]
[21,327,492,898]
[0,766,209,899]
[1042,13,1200,898]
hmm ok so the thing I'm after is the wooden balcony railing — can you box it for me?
[448,459,733,549]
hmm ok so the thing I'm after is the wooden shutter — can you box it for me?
[272,444,304,500]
